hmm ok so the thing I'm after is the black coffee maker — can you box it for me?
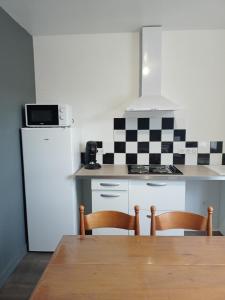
[84,141,101,169]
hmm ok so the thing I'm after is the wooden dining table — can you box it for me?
[30,235,225,300]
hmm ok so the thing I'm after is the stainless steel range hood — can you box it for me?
[126,26,179,112]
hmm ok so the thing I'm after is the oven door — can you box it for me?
[26,105,59,126]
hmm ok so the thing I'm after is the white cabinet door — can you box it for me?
[129,180,185,236]
[129,210,150,236]
[129,180,185,211]
[129,209,184,236]
[92,179,128,191]
[92,189,129,235]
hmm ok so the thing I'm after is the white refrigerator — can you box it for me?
[21,127,80,251]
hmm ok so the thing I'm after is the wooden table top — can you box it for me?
[30,236,225,300]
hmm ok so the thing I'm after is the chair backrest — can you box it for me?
[150,206,213,236]
[80,205,140,235]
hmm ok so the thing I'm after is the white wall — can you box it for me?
[33,33,139,148]
[33,30,225,146]
[162,30,225,141]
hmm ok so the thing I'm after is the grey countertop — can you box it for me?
[75,165,225,181]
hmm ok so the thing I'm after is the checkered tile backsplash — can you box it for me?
[81,117,225,165]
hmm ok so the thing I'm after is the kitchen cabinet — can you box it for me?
[129,180,185,236]
[92,179,129,235]
[129,180,185,211]
[77,165,225,235]
[91,179,185,236]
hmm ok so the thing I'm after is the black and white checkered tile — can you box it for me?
[81,118,225,166]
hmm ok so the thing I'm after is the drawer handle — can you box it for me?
[100,183,120,187]
[146,182,167,187]
[100,194,120,198]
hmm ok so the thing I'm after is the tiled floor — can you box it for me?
[0,253,52,300]
[0,231,223,300]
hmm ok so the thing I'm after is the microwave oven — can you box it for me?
[25,104,72,127]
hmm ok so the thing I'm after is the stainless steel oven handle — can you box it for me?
[146,182,167,187]
[100,183,120,187]
[100,194,120,198]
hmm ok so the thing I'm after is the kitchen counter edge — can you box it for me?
[75,165,225,181]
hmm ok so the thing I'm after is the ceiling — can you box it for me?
[1,0,225,36]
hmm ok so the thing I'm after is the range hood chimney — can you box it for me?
[126,26,179,112]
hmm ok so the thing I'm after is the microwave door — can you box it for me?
[27,105,59,126]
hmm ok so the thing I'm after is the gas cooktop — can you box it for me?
[128,165,183,175]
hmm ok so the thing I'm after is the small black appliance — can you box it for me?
[84,141,101,169]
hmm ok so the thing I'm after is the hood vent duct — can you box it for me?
[126,26,179,113]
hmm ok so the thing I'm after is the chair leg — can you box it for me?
[207,206,213,236]
[150,206,156,236]
[134,205,140,236]
[80,205,85,236]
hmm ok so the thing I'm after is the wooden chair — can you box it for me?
[150,206,213,236]
[80,205,140,235]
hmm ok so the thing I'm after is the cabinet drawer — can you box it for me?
[92,190,128,213]
[129,180,185,211]
[92,190,129,236]
[92,179,128,191]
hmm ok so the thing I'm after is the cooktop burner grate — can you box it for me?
[127,165,183,175]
